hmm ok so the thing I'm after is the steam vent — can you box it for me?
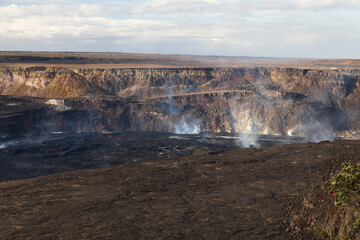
[1,52,360,239]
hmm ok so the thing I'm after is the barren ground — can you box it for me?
[1,51,360,69]
[1,140,359,239]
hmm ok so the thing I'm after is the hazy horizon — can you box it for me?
[1,0,360,59]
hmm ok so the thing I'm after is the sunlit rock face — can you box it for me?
[0,67,360,139]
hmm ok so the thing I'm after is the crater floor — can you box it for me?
[0,131,305,181]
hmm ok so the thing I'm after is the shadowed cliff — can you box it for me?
[1,67,360,138]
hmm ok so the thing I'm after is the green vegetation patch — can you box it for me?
[329,162,360,207]
[327,162,360,239]
[320,230,330,239]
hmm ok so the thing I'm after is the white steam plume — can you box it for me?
[173,114,201,134]
[228,74,336,147]
[232,107,262,147]
[287,120,333,142]
[0,140,19,149]
[164,81,202,135]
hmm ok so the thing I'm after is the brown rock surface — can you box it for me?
[1,66,360,136]
[0,140,359,239]
[1,52,360,137]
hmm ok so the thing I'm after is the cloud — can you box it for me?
[296,0,360,9]
[0,4,104,18]
[0,3,230,42]
[132,0,360,16]
[0,4,169,39]
[131,0,288,16]
[0,2,359,58]
[297,0,336,8]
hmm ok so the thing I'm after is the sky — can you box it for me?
[0,0,360,58]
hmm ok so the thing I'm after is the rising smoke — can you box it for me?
[237,133,260,148]
[173,114,201,134]
[0,140,19,149]
[287,120,333,142]
[286,108,334,142]
[230,102,263,147]
[230,76,335,148]
[164,81,202,135]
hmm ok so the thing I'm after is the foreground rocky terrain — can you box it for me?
[1,140,360,239]
[1,52,360,239]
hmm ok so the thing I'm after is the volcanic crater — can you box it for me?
[1,52,360,239]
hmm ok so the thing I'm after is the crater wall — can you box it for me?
[1,67,360,138]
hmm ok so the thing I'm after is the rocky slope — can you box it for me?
[1,140,359,239]
[1,66,360,139]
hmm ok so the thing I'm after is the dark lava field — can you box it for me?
[1,52,360,239]
[0,131,308,182]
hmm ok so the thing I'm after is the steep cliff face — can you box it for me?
[1,67,360,137]
[1,67,358,99]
